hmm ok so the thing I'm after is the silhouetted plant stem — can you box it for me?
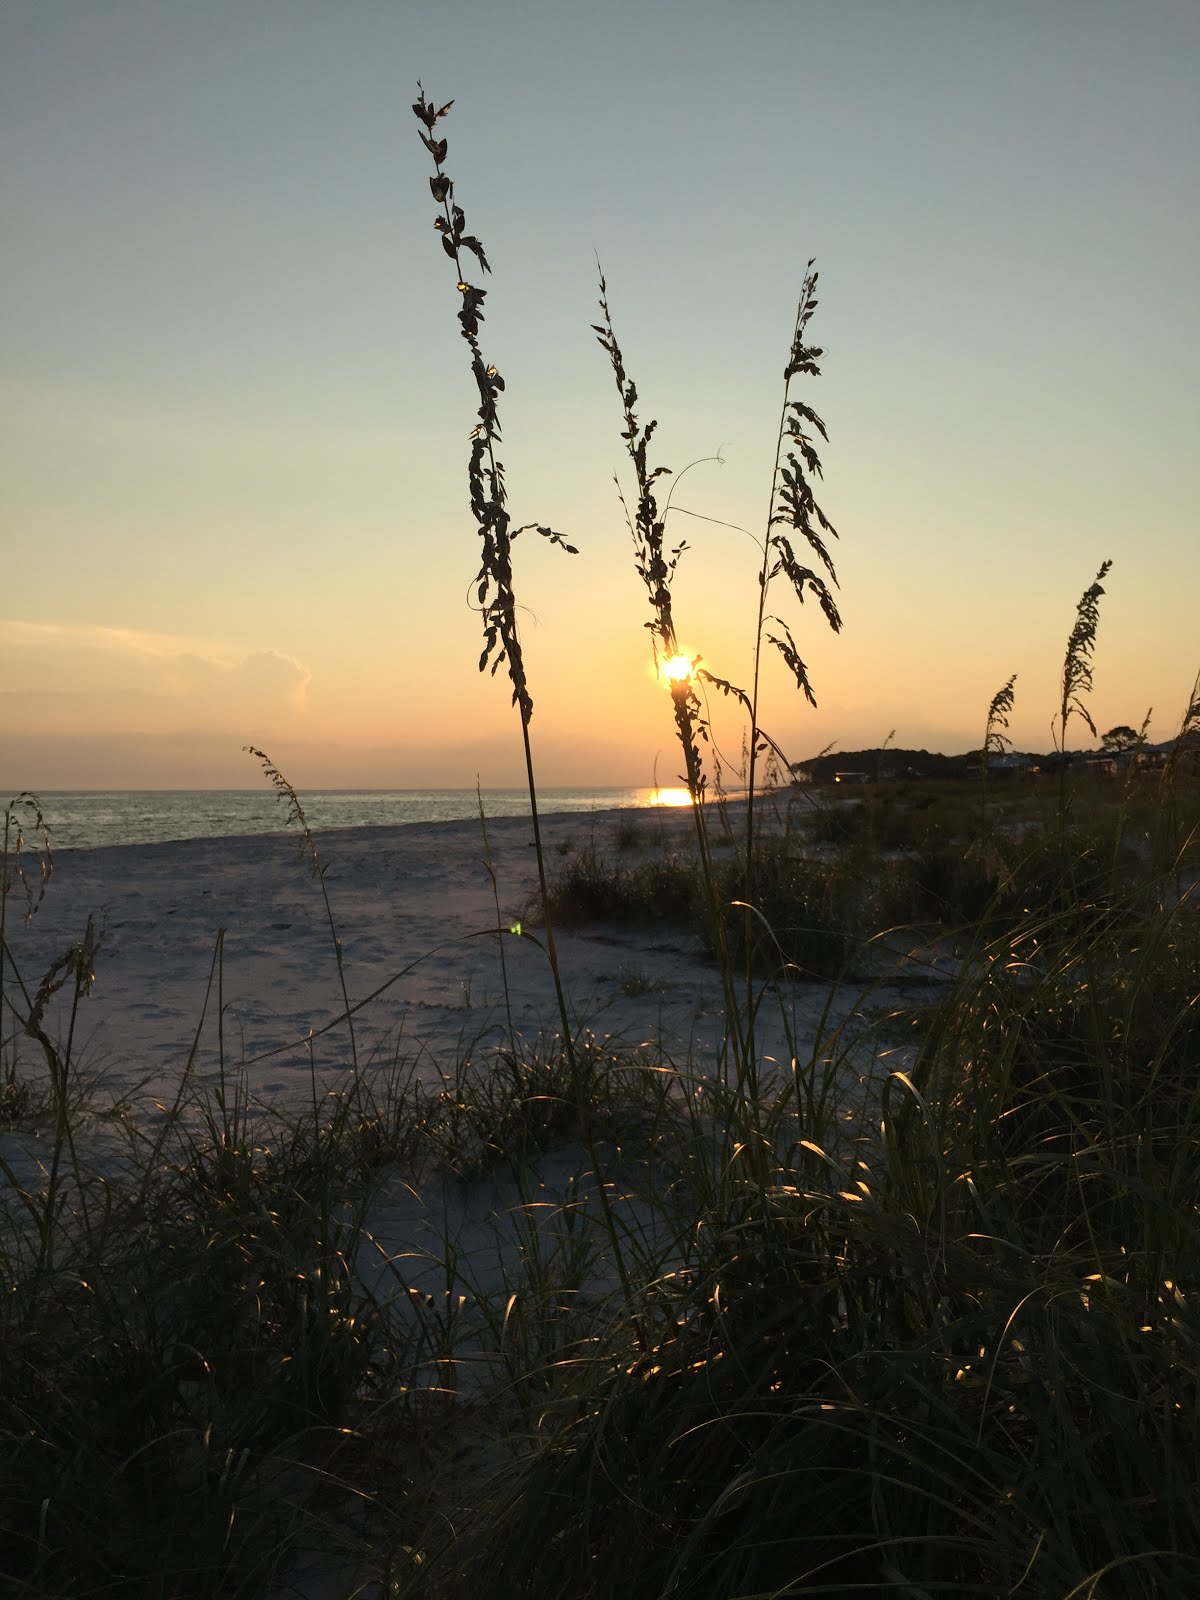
[1055,560,1113,829]
[1,796,51,1089]
[29,916,97,1272]
[594,277,755,1120]
[475,781,516,1052]
[516,718,576,1060]
[412,89,576,1045]
[414,89,638,1324]
[745,294,807,905]
[980,673,1018,819]
[246,747,359,1082]
[742,290,811,1057]
[596,266,842,1175]
[1161,666,1200,894]
[746,265,841,901]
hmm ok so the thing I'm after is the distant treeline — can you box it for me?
[793,747,977,784]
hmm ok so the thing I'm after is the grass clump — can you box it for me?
[538,834,854,978]
[539,839,700,929]
[403,878,1200,1600]
[1,793,56,1129]
[0,1089,392,1596]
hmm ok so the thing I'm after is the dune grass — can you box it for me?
[2,766,1198,1600]
[0,88,1197,1600]
[390,809,1200,1600]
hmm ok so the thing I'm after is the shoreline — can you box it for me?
[4,786,732,855]
[3,782,788,857]
[3,802,787,1130]
[27,798,684,859]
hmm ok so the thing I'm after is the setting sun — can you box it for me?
[660,654,694,686]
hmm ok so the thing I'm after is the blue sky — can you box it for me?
[2,1,1197,787]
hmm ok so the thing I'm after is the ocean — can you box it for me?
[5,787,690,852]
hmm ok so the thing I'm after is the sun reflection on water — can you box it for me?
[649,786,693,808]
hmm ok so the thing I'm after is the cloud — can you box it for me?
[0,620,311,734]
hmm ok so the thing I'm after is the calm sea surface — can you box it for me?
[8,788,684,852]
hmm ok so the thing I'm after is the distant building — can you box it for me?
[1084,754,1119,777]
[987,753,1032,777]
[833,771,869,784]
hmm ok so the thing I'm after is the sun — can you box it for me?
[660,653,693,686]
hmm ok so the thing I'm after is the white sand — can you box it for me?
[2,798,898,1296]
[4,802,883,1123]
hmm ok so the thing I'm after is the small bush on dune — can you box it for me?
[902,834,1003,923]
[537,840,700,929]
[613,816,645,851]
[707,844,854,978]
[537,836,856,978]
[805,797,868,846]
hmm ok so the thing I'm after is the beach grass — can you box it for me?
[1,88,1198,1600]
[2,761,1198,1596]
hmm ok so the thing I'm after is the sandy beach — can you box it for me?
[1,794,896,1314]
[4,800,888,1135]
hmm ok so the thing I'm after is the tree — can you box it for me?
[1101,725,1139,753]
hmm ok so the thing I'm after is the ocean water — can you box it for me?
[5,787,690,852]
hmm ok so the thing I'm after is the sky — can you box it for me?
[2,0,1197,791]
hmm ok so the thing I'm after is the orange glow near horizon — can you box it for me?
[649,786,693,807]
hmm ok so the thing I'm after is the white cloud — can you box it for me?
[0,620,311,732]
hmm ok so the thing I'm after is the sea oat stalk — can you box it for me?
[1055,560,1113,825]
[414,90,637,1317]
[412,90,577,1005]
[593,281,743,1031]
[246,747,359,1078]
[745,266,842,885]
[1057,560,1113,751]
[595,267,842,1117]
[983,674,1018,765]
